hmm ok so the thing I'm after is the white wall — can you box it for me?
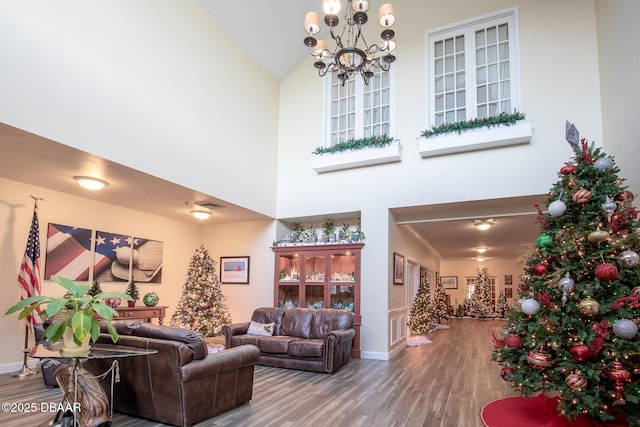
[203,221,276,322]
[277,0,605,357]
[595,0,640,193]
[0,0,279,217]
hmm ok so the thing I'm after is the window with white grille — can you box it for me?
[326,66,394,146]
[427,8,520,127]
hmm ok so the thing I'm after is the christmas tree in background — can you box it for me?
[87,279,102,297]
[432,279,450,322]
[492,124,640,425]
[471,267,494,317]
[496,291,509,318]
[408,272,434,335]
[171,245,232,337]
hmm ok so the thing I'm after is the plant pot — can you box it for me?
[62,326,90,356]
[127,300,136,307]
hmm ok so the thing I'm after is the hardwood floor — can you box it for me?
[0,318,517,427]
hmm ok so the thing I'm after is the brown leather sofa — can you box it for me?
[84,321,260,427]
[222,307,355,373]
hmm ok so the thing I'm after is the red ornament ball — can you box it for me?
[560,163,576,175]
[570,344,592,362]
[595,262,618,282]
[500,367,514,382]
[505,334,523,348]
[533,263,548,276]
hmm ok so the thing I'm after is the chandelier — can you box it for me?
[303,0,397,85]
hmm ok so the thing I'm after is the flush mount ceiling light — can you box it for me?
[476,247,487,254]
[303,0,397,86]
[73,176,108,191]
[474,218,495,231]
[191,210,211,220]
[476,256,485,262]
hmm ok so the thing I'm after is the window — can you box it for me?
[325,65,395,146]
[427,8,520,127]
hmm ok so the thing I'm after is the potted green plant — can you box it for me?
[4,275,132,354]
[322,219,336,243]
[125,277,140,307]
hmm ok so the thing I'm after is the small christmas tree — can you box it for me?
[408,272,434,335]
[87,279,102,297]
[125,277,139,306]
[496,291,509,318]
[470,267,493,317]
[432,279,450,322]
[171,245,232,337]
[492,124,640,425]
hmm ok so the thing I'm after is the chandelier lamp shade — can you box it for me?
[303,0,397,85]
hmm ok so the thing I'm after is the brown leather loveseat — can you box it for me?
[85,321,260,427]
[222,307,355,373]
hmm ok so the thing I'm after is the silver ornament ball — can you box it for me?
[548,200,567,217]
[594,157,614,170]
[612,319,638,339]
[618,250,640,268]
[521,298,540,315]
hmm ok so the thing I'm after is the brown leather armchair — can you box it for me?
[85,321,260,427]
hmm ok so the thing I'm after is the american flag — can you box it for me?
[17,209,43,326]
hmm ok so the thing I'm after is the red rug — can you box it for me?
[480,395,629,427]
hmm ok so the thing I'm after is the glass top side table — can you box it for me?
[29,343,157,427]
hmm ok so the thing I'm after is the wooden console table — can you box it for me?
[115,306,167,325]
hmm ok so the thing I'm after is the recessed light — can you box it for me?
[74,176,108,191]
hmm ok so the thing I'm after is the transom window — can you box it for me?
[325,65,394,146]
[427,8,520,127]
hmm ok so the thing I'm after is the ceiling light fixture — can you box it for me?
[303,0,397,86]
[74,176,108,191]
[474,218,495,231]
[476,256,485,262]
[476,247,487,254]
[191,210,211,220]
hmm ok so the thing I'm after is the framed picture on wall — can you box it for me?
[441,276,458,289]
[505,274,513,286]
[220,256,250,284]
[505,287,513,298]
[393,252,404,285]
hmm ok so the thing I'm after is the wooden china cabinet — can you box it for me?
[272,243,363,358]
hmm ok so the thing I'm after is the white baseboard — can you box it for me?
[0,360,39,375]
[360,351,390,361]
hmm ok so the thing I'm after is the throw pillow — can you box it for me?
[247,321,275,336]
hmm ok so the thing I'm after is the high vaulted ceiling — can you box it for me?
[1,2,546,262]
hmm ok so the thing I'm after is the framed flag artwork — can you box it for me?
[44,223,92,281]
[94,230,133,283]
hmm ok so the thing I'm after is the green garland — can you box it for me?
[420,111,526,138]
[312,134,395,155]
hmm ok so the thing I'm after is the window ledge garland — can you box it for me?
[312,135,402,173]
[418,113,532,158]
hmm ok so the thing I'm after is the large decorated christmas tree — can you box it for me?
[408,272,434,335]
[171,245,232,337]
[492,124,640,425]
[471,266,494,317]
